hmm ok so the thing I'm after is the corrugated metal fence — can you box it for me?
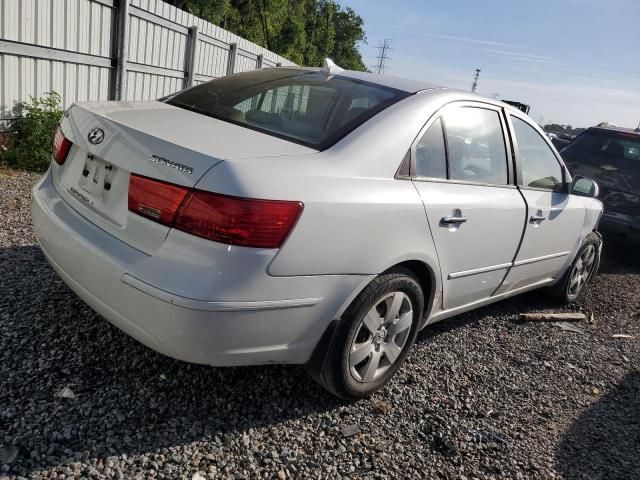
[0,0,295,123]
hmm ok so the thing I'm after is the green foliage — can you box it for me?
[1,92,64,172]
[329,7,366,70]
[166,0,366,70]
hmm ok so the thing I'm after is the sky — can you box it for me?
[341,0,640,128]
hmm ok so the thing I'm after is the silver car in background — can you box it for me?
[32,63,602,399]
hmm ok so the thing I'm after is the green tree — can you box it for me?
[327,6,366,70]
[271,14,307,65]
[164,0,367,70]
[303,0,336,66]
[167,0,234,27]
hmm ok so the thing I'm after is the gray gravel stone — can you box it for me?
[0,447,18,466]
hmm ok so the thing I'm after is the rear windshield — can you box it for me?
[165,68,410,150]
[567,129,640,163]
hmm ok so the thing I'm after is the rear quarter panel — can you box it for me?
[192,90,476,316]
[193,90,458,275]
[195,158,440,279]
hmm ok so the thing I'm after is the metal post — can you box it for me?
[186,26,199,87]
[226,43,237,76]
[113,0,130,100]
[256,54,263,70]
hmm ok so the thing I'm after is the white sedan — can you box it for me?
[33,62,602,399]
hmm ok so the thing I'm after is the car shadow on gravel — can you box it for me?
[417,238,640,344]
[555,372,640,480]
[416,288,562,343]
[1,246,340,476]
[599,236,640,274]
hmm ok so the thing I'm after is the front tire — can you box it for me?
[312,269,424,400]
[552,232,601,303]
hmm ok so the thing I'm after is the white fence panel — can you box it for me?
[0,0,295,123]
[235,51,258,74]
[196,36,231,80]
[0,0,115,120]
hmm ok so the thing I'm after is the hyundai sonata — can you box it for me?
[32,62,603,399]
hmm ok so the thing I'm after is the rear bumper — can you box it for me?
[32,170,372,366]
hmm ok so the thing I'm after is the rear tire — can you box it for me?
[309,268,424,400]
[551,232,601,304]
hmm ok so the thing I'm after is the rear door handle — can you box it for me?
[530,215,546,223]
[441,215,467,225]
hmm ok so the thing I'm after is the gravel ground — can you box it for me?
[1,168,639,480]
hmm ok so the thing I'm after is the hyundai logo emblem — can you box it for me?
[88,127,105,145]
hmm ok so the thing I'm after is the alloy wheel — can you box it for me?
[349,291,413,383]
[568,244,596,295]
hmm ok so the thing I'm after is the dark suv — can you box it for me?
[561,125,640,241]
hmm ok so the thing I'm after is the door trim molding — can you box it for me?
[448,251,570,280]
[448,262,513,279]
[427,277,556,326]
[512,251,571,267]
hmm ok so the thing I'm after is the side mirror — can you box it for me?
[571,176,599,198]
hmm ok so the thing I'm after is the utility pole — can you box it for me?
[471,68,481,93]
[374,39,393,75]
[113,0,130,100]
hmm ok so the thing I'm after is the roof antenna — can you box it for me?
[322,58,344,76]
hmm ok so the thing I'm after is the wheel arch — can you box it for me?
[388,260,438,326]
[305,256,442,388]
[333,255,441,328]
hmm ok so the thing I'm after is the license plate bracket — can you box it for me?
[78,155,117,200]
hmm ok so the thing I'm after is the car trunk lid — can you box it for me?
[52,101,314,254]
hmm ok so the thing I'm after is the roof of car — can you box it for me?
[281,66,444,93]
[335,68,538,117]
[334,69,444,93]
[589,125,640,136]
[274,66,530,115]
[288,67,530,107]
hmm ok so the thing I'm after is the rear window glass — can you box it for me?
[165,69,410,150]
[567,130,640,163]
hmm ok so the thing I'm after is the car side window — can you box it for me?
[511,116,564,191]
[443,107,508,185]
[414,117,447,179]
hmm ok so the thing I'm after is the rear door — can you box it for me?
[411,102,527,309]
[496,113,584,294]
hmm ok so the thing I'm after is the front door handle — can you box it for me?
[530,215,546,223]
[441,215,467,225]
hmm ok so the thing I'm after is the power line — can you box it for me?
[471,68,481,93]
[373,39,393,75]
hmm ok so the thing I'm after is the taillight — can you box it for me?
[128,174,303,249]
[52,126,72,165]
[175,190,303,248]
[128,175,189,225]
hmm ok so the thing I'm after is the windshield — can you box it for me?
[165,68,410,150]
[566,129,640,164]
